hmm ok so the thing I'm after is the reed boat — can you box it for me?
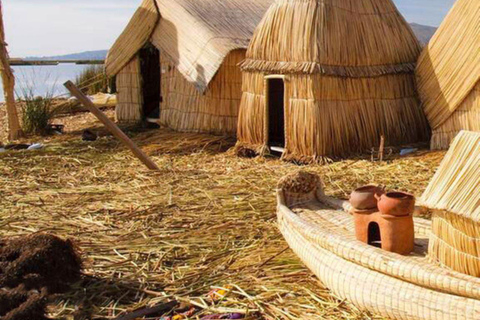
[276,172,480,320]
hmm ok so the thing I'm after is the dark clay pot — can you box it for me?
[350,185,385,210]
[376,192,415,216]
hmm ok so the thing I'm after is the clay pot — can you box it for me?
[350,185,385,210]
[375,192,415,216]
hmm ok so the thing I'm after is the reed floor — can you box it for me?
[0,108,445,319]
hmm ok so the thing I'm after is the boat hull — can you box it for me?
[278,212,480,319]
[276,181,480,320]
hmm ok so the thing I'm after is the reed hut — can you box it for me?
[236,0,430,162]
[416,0,479,150]
[105,0,273,135]
[421,131,480,277]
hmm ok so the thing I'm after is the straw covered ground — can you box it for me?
[0,107,445,319]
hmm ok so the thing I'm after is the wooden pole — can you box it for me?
[64,81,159,171]
[379,135,385,162]
[0,1,23,140]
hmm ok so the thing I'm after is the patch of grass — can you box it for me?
[75,65,108,95]
[19,88,58,135]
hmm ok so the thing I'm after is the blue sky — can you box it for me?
[5,0,456,57]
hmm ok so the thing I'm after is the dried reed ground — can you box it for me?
[0,108,444,319]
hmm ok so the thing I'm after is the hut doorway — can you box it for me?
[266,78,285,152]
[139,43,161,123]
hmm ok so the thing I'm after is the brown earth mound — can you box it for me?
[0,234,82,320]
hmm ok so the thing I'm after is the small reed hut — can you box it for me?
[416,0,480,150]
[421,131,480,277]
[236,0,430,162]
[105,0,273,136]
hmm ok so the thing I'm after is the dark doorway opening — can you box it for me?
[139,43,161,122]
[368,222,382,248]
[267,78,285,150]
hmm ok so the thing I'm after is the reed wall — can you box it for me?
[159,50,245,136]
[431,82,480,149]
[237,71,429,161]
[115,56,143,123]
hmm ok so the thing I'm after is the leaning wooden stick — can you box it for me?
[64,81,159,170]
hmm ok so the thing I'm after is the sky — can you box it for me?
[5,0,456,58]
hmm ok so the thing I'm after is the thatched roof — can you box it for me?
[421,131,480,222]
[105,0,159,77]
[241,0,422,77]
[106,0,273,91]
[416,0,480,130]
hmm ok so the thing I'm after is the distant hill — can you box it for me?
[26,50,108,61]
[25,23,436,60]
[409,23,437,46]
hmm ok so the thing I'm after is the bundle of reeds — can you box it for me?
[421,131,480,277]
[416,0,480,149]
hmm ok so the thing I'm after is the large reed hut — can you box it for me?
[236,0,430,162]
[105,0,273,135]
[416,0,480,150]
[421,131,480,277]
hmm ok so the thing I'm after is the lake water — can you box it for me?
[0,64,103,102]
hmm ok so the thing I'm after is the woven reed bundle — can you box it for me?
[416,0,480,148]
[420,131,480,276]
[159,50,244,136]
[105,0,159,77]
[236,0,429,161]
[277,171,480,319]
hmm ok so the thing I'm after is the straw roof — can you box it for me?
[241,0,422,77]
[105,0,159,77]
[106,0,273,91]
[421,131,480,221]
[416,0,480,130]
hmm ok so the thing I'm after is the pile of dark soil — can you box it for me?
[236,147,257,159]
[0,234,82,320]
